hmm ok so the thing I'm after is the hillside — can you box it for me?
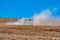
[0,18,17,22]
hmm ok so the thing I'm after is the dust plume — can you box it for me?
[6,8,60,26]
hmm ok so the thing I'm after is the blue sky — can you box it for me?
[0,0,60,18]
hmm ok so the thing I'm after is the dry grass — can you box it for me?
[0,25,60,40]
[0,19,60,40]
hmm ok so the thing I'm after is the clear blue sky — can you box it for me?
[0,0,60,18]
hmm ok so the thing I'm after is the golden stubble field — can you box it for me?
[0,18,60,40]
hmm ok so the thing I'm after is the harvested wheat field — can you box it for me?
[0,19,60,40]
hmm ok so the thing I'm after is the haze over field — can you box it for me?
[5,8,60,26]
